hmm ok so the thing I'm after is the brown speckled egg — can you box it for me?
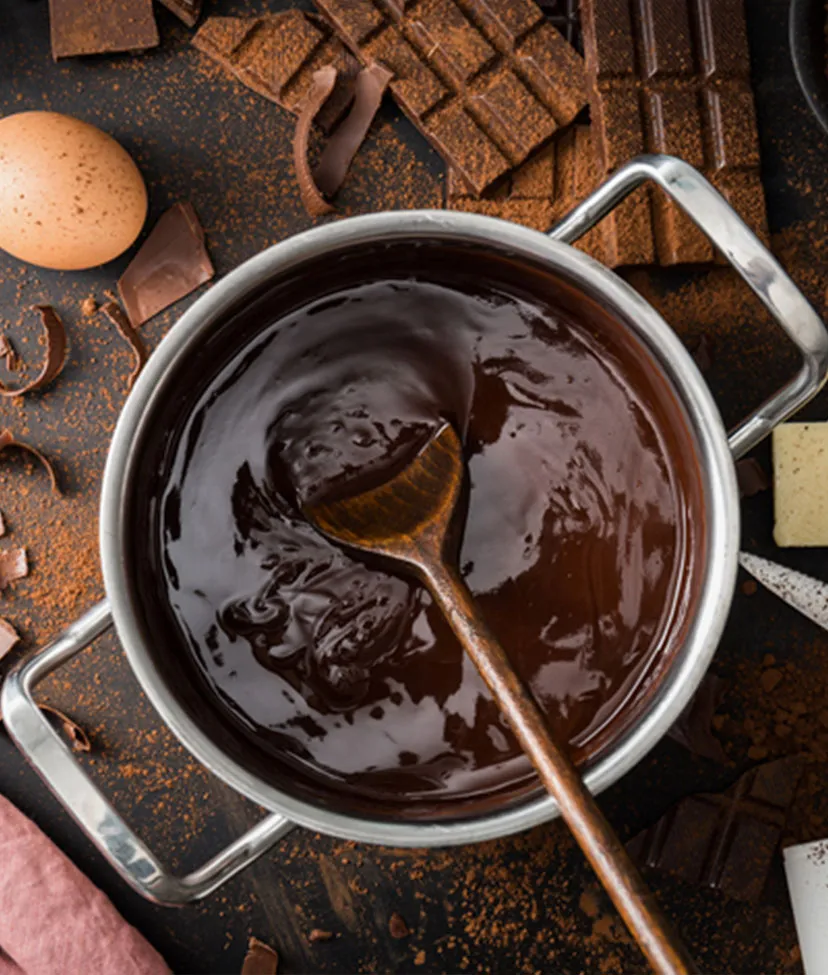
[0,111,147,270]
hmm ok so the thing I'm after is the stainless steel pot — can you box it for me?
[3,155,827,905]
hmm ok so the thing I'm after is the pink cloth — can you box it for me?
[0,793,169,975]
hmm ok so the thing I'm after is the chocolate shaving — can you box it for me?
[0,306,67,399]
[314,63,393,198]
[294,67,338,218]
[118,203,214,328]
[100,300,148,392]
[0,429,61,495]
[667,673,728,763]
[158,0,201,28]
[0,334,18,372]
[736,457,770,498]
[241,937,279,975]
[0,618,19,660]
[0,548,28,590]
[38,704,91,753]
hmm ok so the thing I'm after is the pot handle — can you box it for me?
[549,153,828,458]
[0,600,294,906]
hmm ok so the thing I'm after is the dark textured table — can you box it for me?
[1,2,827,973]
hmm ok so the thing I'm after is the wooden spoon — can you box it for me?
[305,422,696,975]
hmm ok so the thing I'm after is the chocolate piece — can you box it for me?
[667,672,727,763]
[308,929,334,943]
[101,300,148,392]
[0,306,66,399]
[388,912,410,938]
[0,618,19,660]
[315,0,589,196]
[0,429,61,495]
[193,13,359,134]
[295,68,339,218]
[0,548,28,590]
[158,0,201,28]
[736,458,770,498]
[241,937,279,975]
[580,0,768,266]
[628,756,804,901]
[537,0,581,52]
[38,704,91,752]
[49,0,159,59]
[0,334,16,372]
[314,63,394,198]
[118,203,214,328]
[0,510,5,537]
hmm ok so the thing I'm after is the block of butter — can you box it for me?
[773,422,828,547]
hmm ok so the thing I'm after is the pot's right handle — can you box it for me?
[0,600,294,906]
[549,154,828,458]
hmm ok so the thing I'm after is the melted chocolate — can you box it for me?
[131,241,704,820]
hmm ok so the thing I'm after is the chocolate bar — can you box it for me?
[193,13,360,133]
[537,0,581,52]
[49,0,159,59]
[580,0,768,266]
[628,756,804,902]
[314,0,589,196]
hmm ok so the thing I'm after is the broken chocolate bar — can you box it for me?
[628,756,804,902]
[0,618,19,660]
[193,13,360,133]
[314,0,589,196]
[158,0,201,28]
[118,203,213,328]
[580,0,768,266]
[49,0,159,60]
[0,548,28,591]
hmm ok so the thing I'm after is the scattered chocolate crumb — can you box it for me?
[742,579,758,596]
[294,66,338,218]
[0,618,20,659]
[307,929,334,943]
[314,62,393,200]
[578,890,600,919]
[0,548,28,590]
[413,949,426,966]
[0,305,67,399]
[760,668,783,694]
[388,912,410,939]
[0,428,62,495]
[736,457,770,498]
[100,299,148,392]
[241,936,279,974]
[38,703,91,752]
[80,297,97,318]
[748,744,769,760]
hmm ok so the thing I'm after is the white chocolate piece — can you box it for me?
[773,422,828,547]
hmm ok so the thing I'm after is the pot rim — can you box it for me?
[100,210,739,847]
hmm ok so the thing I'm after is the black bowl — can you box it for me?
[790,0,828,135]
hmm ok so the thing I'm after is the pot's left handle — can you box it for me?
[0,600,294,906]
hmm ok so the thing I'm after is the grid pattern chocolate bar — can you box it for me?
[581,0,768,266]
[193,13,359,133]
[314,0,589,196]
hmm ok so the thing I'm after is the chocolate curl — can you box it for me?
[100,300,148,392]
[0,548,28,590]
[38,704,91,753]
[241,937,279,974]
[0,618,19,660]
[0,306,67,398]
[0,334,18,372]
[314,63,394,198]
[294,66,338,217]
[0,429,61,495]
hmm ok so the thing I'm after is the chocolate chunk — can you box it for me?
[193,13,360,134]
[101,300,148,392]
[118,203,214,328]
[628,756,805,902]
[0,618,19,660]
[158,0,201,28]
[38,704,91,752]
[537,0,581,52]
[315,0,589,196]
[0,429,61,495]
[0,306,67,399]
[667,672,728,763]
[80,297,97,318]
[0,548,28,590]
[314,62,393,198]
[388,912,410,938]
[241,937,279,975]
[736,457,770,498]
[579,0,769,266]
[49,0,159,59]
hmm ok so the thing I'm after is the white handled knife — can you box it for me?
[739,552,828,632]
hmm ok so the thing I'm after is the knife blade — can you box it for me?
[739,552,828,633]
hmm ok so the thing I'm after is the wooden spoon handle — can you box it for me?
[426,563,697,975]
